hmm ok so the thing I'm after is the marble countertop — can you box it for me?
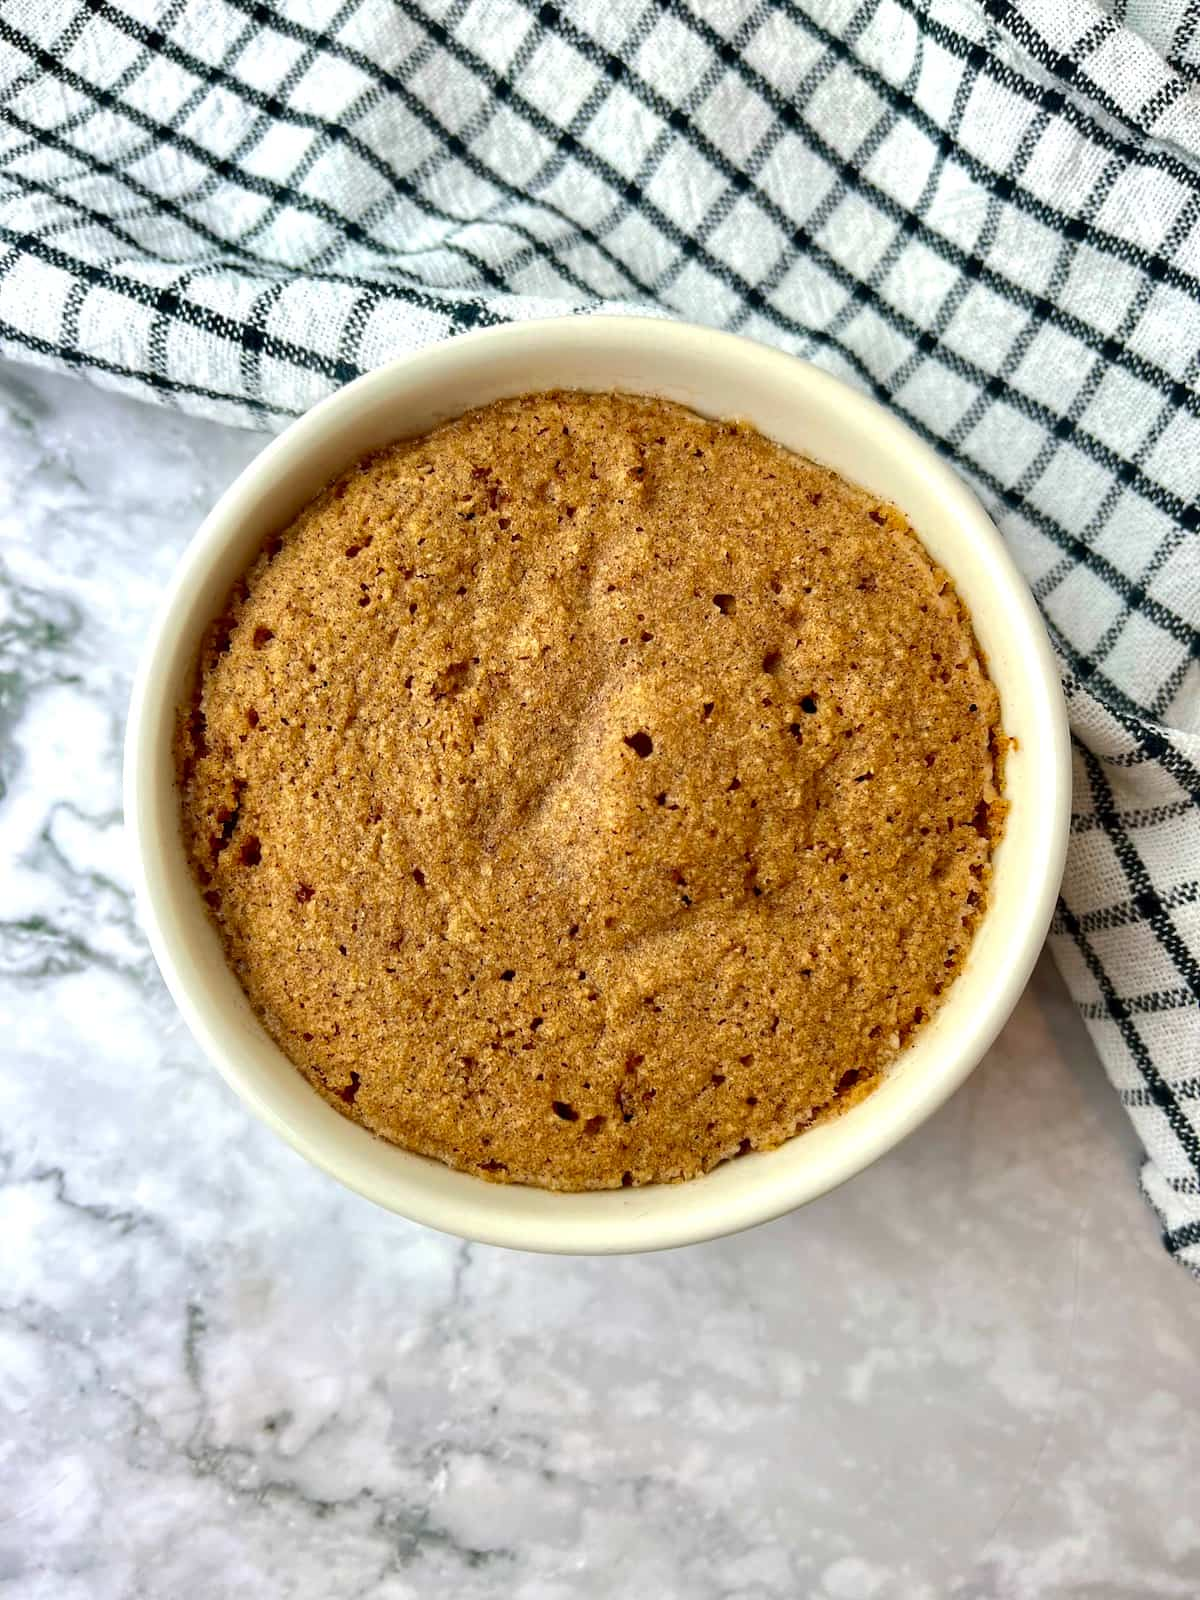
[2,359,1198,1600]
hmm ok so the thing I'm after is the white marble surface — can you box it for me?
[1,359,1198,1600]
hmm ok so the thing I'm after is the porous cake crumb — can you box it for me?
[176,391,1005,1189]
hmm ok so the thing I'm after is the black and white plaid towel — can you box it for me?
[3,0,1197,1272]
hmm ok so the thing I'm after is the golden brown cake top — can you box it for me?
[176,391,1004,1189]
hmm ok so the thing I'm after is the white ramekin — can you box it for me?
[124,316,1070,1254]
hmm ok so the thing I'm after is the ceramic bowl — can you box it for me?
[124,316,1071,1253]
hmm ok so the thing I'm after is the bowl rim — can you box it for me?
[124,314,1072,1253]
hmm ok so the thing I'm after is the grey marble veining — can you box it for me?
[1,360,1198,1600]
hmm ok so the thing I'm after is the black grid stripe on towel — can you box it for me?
[0,0,1197,1274]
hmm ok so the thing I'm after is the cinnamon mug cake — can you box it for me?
[174,390,1005,1191]
[126,319,1068,1250]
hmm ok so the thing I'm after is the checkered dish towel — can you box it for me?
[2,0,1197,1271]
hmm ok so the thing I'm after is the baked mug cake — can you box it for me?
[175,390,1005,1191]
